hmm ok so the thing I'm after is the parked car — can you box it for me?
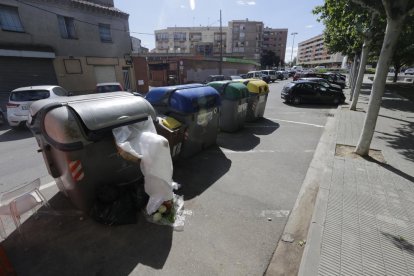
[228,75,244,80]
[0,108,5,125]
[204,75,226,83]
[276,70,289,80]
[294,72,345,88]
[246,71,271,83]
[7,85,69,128]
[405,68,414,75]
[96,82,124,93]
[281,80,345,105]
[261,70,277,82]
[298,77,343,92]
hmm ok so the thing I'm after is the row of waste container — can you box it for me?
[27,79,270,214]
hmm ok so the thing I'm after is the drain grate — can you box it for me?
[326,113,335,117]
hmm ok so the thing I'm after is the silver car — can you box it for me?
[7,85,69,128]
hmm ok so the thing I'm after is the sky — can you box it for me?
[114,0,325,62]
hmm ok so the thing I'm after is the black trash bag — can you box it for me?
[90,183,147,226]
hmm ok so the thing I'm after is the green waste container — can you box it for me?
[207,81,249,132]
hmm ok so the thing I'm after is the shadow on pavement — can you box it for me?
[173,146,231,200]
[362,155,414,183]
[216,118,279,151]
[2,193,173,276]
[381,232,414,256]
[244,117,280,135]
[376,121,414,164]
[0,126,33,142]
[283,102,342,109]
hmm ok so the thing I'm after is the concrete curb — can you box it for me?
[265,106,339,276]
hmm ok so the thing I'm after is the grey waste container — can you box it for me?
[146,85,221,159]
[207,81,249,132]
[28,92,156,212]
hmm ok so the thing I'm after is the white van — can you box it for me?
[291,66,303,71]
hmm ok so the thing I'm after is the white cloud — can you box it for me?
[189,0,195,10]
[237,0,256,5]
[305,25,313,29]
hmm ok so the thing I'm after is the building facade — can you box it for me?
[262,28,288,65]
[154,26,227,56]
[0,0,134,94]
[297,34,344,67]
[227,19,263,61]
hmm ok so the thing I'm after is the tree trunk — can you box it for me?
[355,17,406,156]
[350,44,370,110]
[393,65,401,82]
[349,55,359,101]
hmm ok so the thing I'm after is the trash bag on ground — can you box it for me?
[90,183,147,225]
[113,117,181,222]
[144,194,185,231]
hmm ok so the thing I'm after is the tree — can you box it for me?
[313,1,366,98]
[353,0,414,156]
[391,15,414,82]
[260,50,280,69]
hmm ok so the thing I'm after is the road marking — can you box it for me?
[267,118,324,128]
[260,210,290,218]
[222,149,279,154]
[40,181,56,190]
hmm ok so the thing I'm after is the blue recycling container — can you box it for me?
[146,84,221,158]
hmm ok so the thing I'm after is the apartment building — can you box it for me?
[154,26,227,56]
[297,34,343,67]
[0,0,134,94]
[262,28,288,63]
[227,19,263,61]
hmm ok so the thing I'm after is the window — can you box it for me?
[173,32,186,41]
[57,15,76,39]
[0,5,24,32]
[99,23,112,42]
[156,32,169,41]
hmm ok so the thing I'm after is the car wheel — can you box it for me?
[293,96,301,105]
[0,113,4,125]
[333,97,340,105]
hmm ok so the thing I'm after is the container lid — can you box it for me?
[242,79,270,94]
[207,81,249,100]
[30,92,155,131]
[160,116,182,130]
[145,84,204,106]
[169,86,221,113]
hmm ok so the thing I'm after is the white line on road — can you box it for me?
[40,181,56,190]
[267,118,324,128]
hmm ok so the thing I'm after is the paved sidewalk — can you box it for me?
[299,85,414,275]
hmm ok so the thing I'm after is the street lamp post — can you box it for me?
[290,32,298,66]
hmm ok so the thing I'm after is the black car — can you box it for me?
[281,80,345,105]
[298,77,343,92]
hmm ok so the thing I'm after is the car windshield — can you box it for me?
[97,85,122,93]
[10,90,50,101]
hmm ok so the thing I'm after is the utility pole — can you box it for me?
[219,9,223,75]
[290,32,298,66]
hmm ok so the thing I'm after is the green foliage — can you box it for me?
[313,0,385,57]
[365,68,376,74]
[392,15,414,70]
[260,50,280,68]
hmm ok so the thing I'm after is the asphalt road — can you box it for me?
[0,80,337,275]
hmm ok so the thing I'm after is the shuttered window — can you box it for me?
[57,15,76,39]
[99,23,112,42]
[0,5,24,32]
